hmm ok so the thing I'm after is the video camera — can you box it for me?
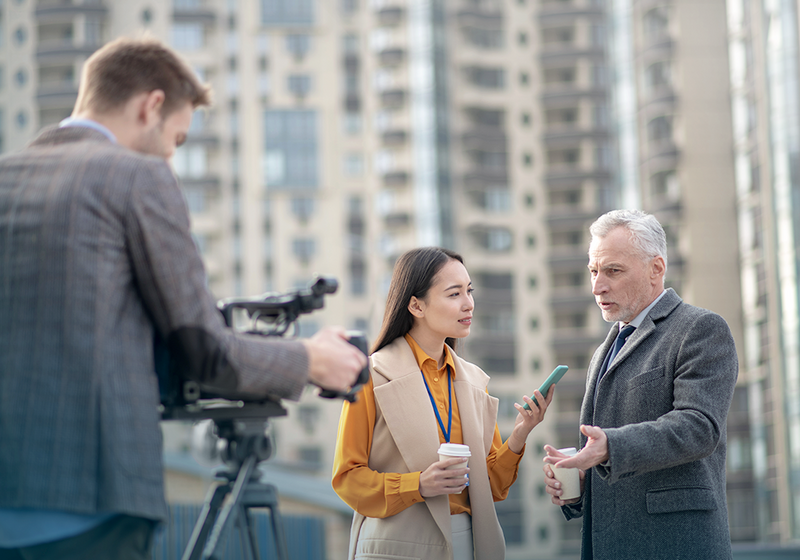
[157,276,370,422]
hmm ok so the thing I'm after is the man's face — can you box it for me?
[132,102,193,160]
[588,226,663,323]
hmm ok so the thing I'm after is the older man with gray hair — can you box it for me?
[543,209,738,560]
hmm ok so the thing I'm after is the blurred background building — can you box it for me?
[3,0,800,557]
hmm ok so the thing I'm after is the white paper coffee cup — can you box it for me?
[438,443,471,487]
[552,447,580,500]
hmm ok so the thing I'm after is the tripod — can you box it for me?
[174,402,290,560]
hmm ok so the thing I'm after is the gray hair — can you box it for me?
[589,209,668,270]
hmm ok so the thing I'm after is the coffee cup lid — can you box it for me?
[438,443,471,457]
[557,447,578,457]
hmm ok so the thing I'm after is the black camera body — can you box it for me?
[157,276,370,421]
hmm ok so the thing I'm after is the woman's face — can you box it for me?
[411,259,474,341]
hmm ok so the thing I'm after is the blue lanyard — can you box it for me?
[421,365,452,443]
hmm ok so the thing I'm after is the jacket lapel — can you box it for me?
[584,289,683,424]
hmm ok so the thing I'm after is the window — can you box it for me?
[288,74,311,97]
[482,188,511,212]
[644,60,672,93]
[544,66,575,85]
[264,110,318,189]
[298,405,320,434]
[85,16,102,45]
[298,446,322,467]
[473,228,512,252]
[174,0,201,8]
[461,27,503,49]
[647,115,673,143]
[343,33,359,53]
[183,187,206,213]
[349,258,366,296]
[464,66,505,89]
[651,169,678,198]
[643,6,669,38]
[171,23,204,50]
[15,110,26,130]
[290,196,315,221]
[481,311,515,334]
[343,112,361,134]
[342,0,358,15]
[14,68,25,87]
[173,145,208,179]
[344,153,364,177]
[261,0,313,26]
[292,237,316,263]
[548,148,580,167]
[286,34,310,58]
[496,469,523,544]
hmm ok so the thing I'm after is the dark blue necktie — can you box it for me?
[594,325,635,402]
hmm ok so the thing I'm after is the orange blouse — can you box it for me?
[332,334,524,518]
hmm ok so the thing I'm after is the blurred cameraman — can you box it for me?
[0,36,365,560]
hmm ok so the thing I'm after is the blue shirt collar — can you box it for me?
[59,117,117,143]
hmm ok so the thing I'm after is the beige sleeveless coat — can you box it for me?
[347,337,506,560]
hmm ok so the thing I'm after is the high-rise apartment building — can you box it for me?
[0,0,769,556]
[727,0,800,544]
[611,0,752,541]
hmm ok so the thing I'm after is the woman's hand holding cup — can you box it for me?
[419,456,470,497]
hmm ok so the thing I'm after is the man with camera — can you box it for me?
[0,37,366,559]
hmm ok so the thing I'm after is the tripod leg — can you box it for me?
[268,502,290,560]
[181,483,231,560]
[240,508,260,560]
[203,454,257,560]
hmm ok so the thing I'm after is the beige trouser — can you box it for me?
[451,513,474,560]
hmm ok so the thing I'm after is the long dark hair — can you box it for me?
[372,247,464,354]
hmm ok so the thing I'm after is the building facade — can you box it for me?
[727,0,800,544]
[0,0,775,555]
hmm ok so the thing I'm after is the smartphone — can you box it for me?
[523,365,569,410]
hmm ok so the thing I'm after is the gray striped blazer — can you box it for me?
[0,126,308,521]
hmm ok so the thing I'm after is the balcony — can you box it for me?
[343,53,359,72]
[541,91,609,111]
[382,171,409,187]
[540,46,606,66]
[383,212,411,228]
[36,0,108,20]
[172,0,216,22]
[378,47,405,67]
[545,164,611,186]
[543,124,608,144]
[538,1,604,23]
[381,129,407,146]
[456,9,503,30]
[463,168,508,190]
[37,40,102,62]
[344,94,360,112]
[36,81,78,109]
[380,89,406,109]
[377,6,405,26]
[461,128,507,151]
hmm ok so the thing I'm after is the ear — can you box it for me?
[408,296,425,318]
[139,90,165,125]
[650,255,666,280]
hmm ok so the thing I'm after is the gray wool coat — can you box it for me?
[0,126,309,521]
[563,289,738,560]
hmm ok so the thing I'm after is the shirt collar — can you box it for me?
[622,288,667,331]
[403,333,456,377]
[59,117,117,143]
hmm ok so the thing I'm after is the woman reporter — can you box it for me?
[332,247,553,560]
